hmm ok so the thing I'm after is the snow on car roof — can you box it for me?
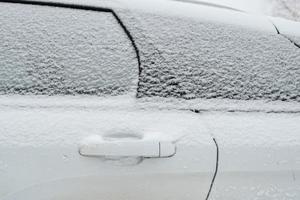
[5,0,276,33]
[117,0,276,33]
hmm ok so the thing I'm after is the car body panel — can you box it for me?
[0,96,216,200]
[0,1,300,199]
[205,112,300,199]
[2,99,300,199]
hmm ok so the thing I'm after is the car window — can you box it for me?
[0,3,138,96]
[120,11,300,102]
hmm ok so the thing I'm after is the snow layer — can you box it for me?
[0,3,138,96]
[269,16,300,47]
[118,0,275,33]
[118,10,300,101]
[0,95,299,147]
[206,111,300,200]
[2,1,299,102]
[0,95,299,113]
[0,105,210,147]
[200,0,270,14]
[0,96,299,199]
[0,96,299,148]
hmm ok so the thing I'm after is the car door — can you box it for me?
[205,112,300,200]
[116,2,300,199]
[0,2,217,200]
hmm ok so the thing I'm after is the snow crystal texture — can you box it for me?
[119,10,300,101]
[0,3,138,96]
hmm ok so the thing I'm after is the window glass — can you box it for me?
[0,3,138,95]
[125,11,300,101]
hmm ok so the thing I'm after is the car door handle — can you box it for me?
[79,138,176,158]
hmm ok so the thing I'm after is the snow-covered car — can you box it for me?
[0,0,300,199]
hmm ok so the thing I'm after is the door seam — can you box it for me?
[205,138,219,200]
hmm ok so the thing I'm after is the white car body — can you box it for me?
[0,0,299,200]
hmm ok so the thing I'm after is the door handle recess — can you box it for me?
[79,140,176,158]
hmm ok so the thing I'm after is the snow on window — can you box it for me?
[0,3,138,96]
[120,11,300,101]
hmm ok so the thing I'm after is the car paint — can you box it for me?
[0,96,216,200]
